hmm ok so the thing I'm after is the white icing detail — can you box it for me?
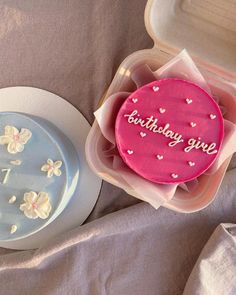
[188,161,195,167]
[10,159,22,166]
[159,108,166,114]
[186,98,192,104]
[210,114,216,120]
[123,110,218,156]
[10,224,17,234]
[132,98,138,103]
[124,110,184,147]
[0,126,32,154]
[153,86,159,92]
[140,132,146,138]
[184,138,218,154]
[171,173,178,179]
[156,155,163,160]
[41,159,62,178]
[127,150,133,155]
[1,168,11,184]
[8,195,16,204]
[20,191,52,219]
[168,137,184,147]
[190,122,196,127]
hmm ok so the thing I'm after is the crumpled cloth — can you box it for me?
[183,223,236,295]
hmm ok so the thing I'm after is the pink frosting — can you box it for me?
[115,78,224,184]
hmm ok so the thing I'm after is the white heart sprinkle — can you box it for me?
[156,155,163,160]
[186,98,192,104]
[132,98,138,103]
[171,173,178,179]
[210,114,216,120]
[153,86,159,92]
[159,108,166,114]
[140,132,146,138]
[127,150,133,155]
[190,122,196,127]
[188,161,195,167]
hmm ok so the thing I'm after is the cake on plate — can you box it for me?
[0,112,79,240]
[115,78,224,184]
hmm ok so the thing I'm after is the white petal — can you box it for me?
[41,164,49,172]
[7,141,18,154]
[15,142,24,153]
[36,192,49,204]
[0,135,11,145]
[54,161,62,168]
[35,192,52,219]
[24,191,38,203]
[35,211,48,219]
[19,128,32,144]
[5,126,19,137]
[20,203,27,211]
[36,203,52,219]
[24,208,39,219]
[47,169,54,178]
[54,168,62,176]
[47,159,53,166]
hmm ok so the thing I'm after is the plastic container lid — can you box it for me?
[145,0,236,76]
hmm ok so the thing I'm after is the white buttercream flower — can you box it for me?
[41,159,62,178]
[20,191,52,219]
[0,125,32,154]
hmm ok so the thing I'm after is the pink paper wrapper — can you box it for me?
[94,50,236,208]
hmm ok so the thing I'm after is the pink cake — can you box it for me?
[115,78,224,184]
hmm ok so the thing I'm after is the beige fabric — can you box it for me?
[0,1,235,294]
[184,224,236,295]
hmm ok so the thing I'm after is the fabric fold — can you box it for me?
[183,223,236,295]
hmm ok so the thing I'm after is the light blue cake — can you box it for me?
[0,112,79,241]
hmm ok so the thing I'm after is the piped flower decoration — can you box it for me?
[41,159,62,178]
[0,125,32,154]
[20,191,52,219]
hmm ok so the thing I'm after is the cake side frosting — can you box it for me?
[115,78,224,184]
[0,112,79,240]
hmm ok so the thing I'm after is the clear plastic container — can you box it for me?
[86,0,236,213]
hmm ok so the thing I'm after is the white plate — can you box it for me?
[0,87,102,250]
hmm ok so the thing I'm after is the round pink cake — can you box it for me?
[115,78,224,184]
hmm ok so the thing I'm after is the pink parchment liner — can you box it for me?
[94,50,236,209]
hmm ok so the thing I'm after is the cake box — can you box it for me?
[86,0,236,213]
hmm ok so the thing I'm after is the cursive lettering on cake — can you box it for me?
[124,110,184,147]
[124,110,218,155]
[184,138,218,154]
